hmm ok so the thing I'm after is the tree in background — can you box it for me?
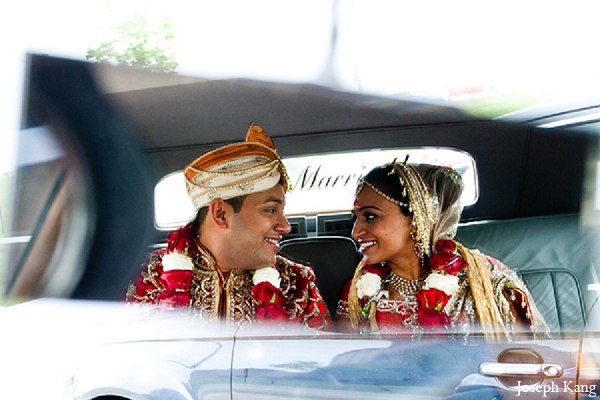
[86,14,178,73]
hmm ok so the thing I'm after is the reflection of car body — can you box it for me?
[70,320,579,399]
[3,55,600,399]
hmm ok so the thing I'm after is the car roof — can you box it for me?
[97,64,596,222]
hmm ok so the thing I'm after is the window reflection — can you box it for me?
[2,125,92,302]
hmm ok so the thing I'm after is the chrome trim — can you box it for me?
[0,236,31,245]
[480,362,563,378]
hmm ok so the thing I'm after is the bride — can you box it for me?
[336,160,549,340]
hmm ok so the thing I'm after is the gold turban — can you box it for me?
[184,124,290,210]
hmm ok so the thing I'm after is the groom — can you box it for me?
[127,124,331,330]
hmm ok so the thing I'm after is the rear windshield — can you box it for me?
[154,147,477,229]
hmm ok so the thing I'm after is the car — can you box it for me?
[2,51,600,399]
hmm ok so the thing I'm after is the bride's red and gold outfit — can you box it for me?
[339,161,550,340]
[337,239,547,338]
[127,224,331,330]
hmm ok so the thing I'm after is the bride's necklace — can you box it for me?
[383,271,424,331]
[384,271,424,298]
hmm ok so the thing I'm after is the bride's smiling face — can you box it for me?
[351,185,417,266]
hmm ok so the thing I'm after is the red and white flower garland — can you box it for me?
[356,239,467,331]
[155,223,196,308]
[251,267,289,322]
[156,223,290,322]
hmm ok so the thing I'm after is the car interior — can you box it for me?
[6,54,599,341]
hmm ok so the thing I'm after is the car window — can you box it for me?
[154,147,477,229]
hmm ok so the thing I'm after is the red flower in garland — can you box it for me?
[166,223,196,257]
[157,269,193,307]
[363,263,388,279]
[252,267,290,323]
[417,306,451,329]
[429,239,467,275]
[417,288,451,311]
[252,281,289,321]
[435,239,456,254]
[417,288,452,329]
[157,223,196,308]
[416,239,464,331]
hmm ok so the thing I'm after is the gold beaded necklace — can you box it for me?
[385,271,424,297]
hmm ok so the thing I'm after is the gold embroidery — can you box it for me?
[228,270,254,326]
[190,243,255,325]
[128,244,331,330]
[126,255,165,304]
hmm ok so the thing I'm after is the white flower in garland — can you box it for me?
[424,272,459,296]
[356,273,382,298]
[252,267,281,288]
[162,252,194,272]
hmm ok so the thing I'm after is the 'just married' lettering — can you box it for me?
[293,165,363,191]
